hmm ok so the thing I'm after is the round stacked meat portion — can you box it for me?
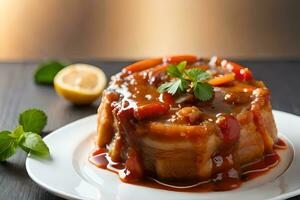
[96,56,277,185]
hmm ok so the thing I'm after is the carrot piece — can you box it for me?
[151,64,208,76]
[165,55,198,64]
[124,55,198,73]
[208,73,235,86]
[133,102,169,120]
[123,58,162,73]
[151,64,168,74]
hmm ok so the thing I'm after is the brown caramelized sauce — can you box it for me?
[89,153,124,171]
[241,153,279,181]
[89,138,286,192]
[274,138,287,150]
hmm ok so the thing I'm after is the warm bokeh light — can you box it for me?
[0,0,300,60]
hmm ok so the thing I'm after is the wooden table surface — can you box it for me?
[0,60,299,200]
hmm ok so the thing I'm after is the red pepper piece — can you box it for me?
[165,55,198,64]
[216,115,241,149]
[119,148,144,182]
[159,92,174,105]
[134,102,169,120]
[224,61,253,81]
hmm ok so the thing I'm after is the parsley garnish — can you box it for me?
[157,61,213,101]
[0,109,50,162]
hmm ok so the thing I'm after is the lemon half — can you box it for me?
[54,64,107,105]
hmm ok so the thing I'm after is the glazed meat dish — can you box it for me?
[92,55,281,191]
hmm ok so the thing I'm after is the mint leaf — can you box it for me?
[185,68,205,81]
[167,65,182,78]
[158,81,174,93]
[179,78,188,91]
[185,69,211,82]
[158,78,188,95]
[0,131,17,161]
[11,125,24,139]
[177,61,187,73]
[196,71,211,82]
[34,60,69,84]
[0,109,50,162]
[20,132,50,157]
[19,109,47,134]
[167,80,181,95]
[194,82,213,101]
[158,80,180,95]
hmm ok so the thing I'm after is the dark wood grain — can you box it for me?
[0,60,299,200]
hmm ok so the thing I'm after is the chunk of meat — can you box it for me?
[176,106,202,124]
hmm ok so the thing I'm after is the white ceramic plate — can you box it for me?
[26,110,300,200]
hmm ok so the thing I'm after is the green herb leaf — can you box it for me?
[185,68,211,82]
[158,78,189,95]
[34,60,69,84]
[11,125,24,139]
[196,71,211,82]
[0,131,17,161]
[194,82,213,101]
[158,81,174,93]
[179,78,188,91]
[177,61,187,73]
[158,60,214,101]
[167,61,187,78]
[0,109,50,162]
[19,109,47,134]
[158,80,180,95]
[167,65,182,78]
[185,68,204,81]
[167,80,182,95]
[19,132,50,157]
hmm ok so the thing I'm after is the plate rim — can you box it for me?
[26,114,97,200]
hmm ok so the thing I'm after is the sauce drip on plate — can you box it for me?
[89,138,286,192]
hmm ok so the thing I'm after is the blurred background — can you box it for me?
[0,0,300,61]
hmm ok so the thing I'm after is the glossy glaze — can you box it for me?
[95,55,282,191]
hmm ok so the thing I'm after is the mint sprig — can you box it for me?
[34,60,69,84]
[19,132,49,156]
[0,109,50,162]
[157,61,213,101]
[19,109,47,134]
[193,82,214,101]
[0,131,17,161]
[185,68,210,82]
